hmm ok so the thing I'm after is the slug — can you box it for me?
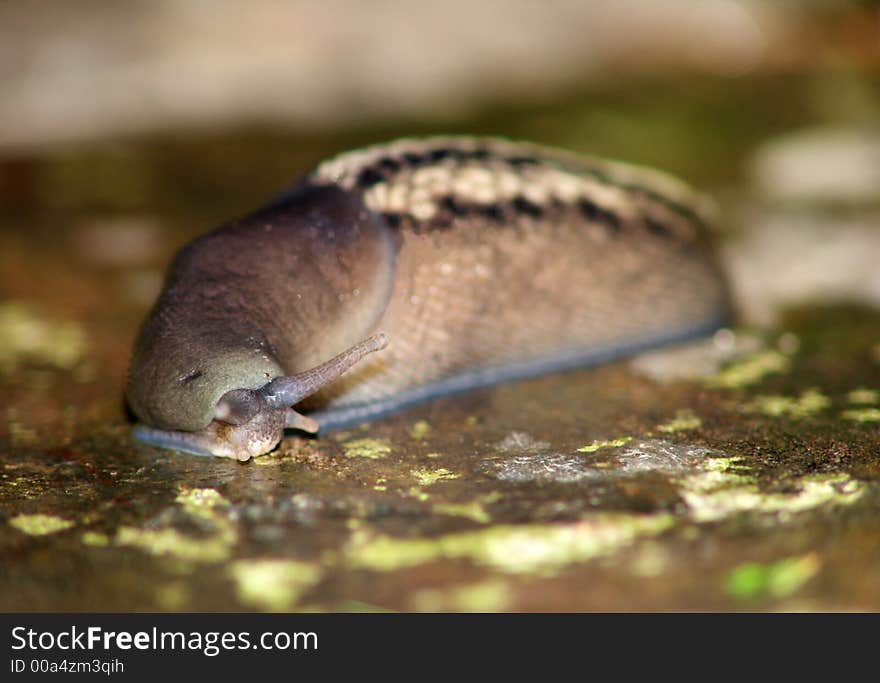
[127,136,730,460]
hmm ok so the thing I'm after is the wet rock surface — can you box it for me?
[2,79,879,612]
[3,306,878,611]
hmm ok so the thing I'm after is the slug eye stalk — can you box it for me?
[258,333,388,409]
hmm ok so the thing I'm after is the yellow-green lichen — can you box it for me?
[412,467,459,486]
[343,438,391,459]
[407,486,430,502]
[841,408,880,422]
[8,514,74,536]
[707,350,790,389]
[411,579,513,612]
[742,388,831,419]
[115,487,237,564]
[657,409,702,433]
[0,301,86,373]
[433,501,491,524]
[175,487,229,516]
[676,457,756,498]
[724,554,820,600]
[410,420,432,440]
[344,514,674,576]
[576,436,632,453]
[81,531,110,547]
[116,526,235,564]
[228,559,322,612]
[679,465,865,523]
[847,388,878,405]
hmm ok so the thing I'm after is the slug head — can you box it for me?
[132,333,388,460]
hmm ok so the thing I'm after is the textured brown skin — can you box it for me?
[307,198,729,416]
[127,184,396,432]
[127,137,730,456]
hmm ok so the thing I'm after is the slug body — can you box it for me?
[127,137,730,460]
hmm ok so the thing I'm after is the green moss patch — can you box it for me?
[742,388,830,419]
[411,467,459,486]
[841,408,880,422]
[657,409,702,433]
[411,579,513,612]
[724,554,820,600]
[116,526,235,564]
[433,501,491,524]
[115,486,237,564]
[576,436,633,453]
[343,438,391,459]
[81,531,110,547]
[846,388,878,405]
[9,514,74,536]
[344,514,674,576]
[679,461,865,523]
[707,349,790,389]
[228,559,322,612]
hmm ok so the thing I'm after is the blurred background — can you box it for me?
[1,0,877,328]
[1,0,880,612]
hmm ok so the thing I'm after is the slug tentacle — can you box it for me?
[285,410,319,434]
[259,333,389,409]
